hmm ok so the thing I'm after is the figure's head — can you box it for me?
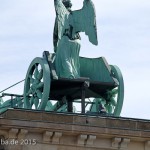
[62,0,72,9]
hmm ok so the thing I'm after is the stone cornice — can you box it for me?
[0,109,150,150]
[0,109,150,139]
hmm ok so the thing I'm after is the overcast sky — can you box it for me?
[0,0,150,120]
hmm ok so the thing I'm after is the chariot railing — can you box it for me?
[0,79,25,113]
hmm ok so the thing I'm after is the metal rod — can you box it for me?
[11,96,13,108]
[81,87,86,114]
[0,79,25,94]
[67,100,73,112]
[2,93,23,97]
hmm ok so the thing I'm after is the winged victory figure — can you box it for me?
[54,0,98,78]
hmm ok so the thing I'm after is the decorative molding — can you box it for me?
[120,138,130,149]
[17,129,28,139]
[77,134,87,146]
[8,129,19,139]
[0,130,8,139]
[43,131,53,142]
[52,132,62,144]
[112,137,121,148]
[145,141,150,150]
[86,135,96,146]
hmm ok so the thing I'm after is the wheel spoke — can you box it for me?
[37,69,43,80]
[37,82,44,89]
[29,75,34,84]
[34,65,39,79]
[26,89,32,96]
[31,80,39,90]
[34,97,39,109]
[36,90,43,99]
[30,97,34,107]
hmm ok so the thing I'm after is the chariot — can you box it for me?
[23,51,124,116]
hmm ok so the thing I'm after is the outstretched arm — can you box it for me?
[53,0,69,52]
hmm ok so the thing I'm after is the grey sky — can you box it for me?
[0,0,150,119]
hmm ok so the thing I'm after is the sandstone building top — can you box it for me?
[0,109,150,150]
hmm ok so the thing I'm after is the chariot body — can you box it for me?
[23,51,124,116]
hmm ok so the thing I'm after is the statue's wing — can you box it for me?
[53,0,69,51]
[72,0,98,45]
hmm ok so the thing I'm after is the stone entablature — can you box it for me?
[0,109,150,150]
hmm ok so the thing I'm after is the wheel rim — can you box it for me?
[109,65,124,116]
[90,65,124,116]
[24,57,50,110]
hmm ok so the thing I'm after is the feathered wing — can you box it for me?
[72,0,98,45]
[53,0,69,52]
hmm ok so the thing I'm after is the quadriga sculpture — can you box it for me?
[0,0,124,117]
[23,0,124,116]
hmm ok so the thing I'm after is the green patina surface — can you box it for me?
[54,0,97,78]
[80,57,114,82]
[0,55,124,116]
[0,0,124,117]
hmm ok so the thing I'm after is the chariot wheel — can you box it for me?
[90,65,124,116]
[24,57,51,110]
[110,65,124,116]
[101,65,124,116]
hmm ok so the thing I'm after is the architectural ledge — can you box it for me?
[0,109,150,150]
